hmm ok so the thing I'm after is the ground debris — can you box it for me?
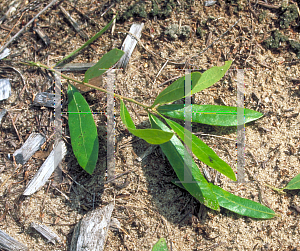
[118,23,144,70]
[70,202,114,251]
[0,229,28,251]
[23,140,66,196]
[13,133,46,165]
[30,222,61,245]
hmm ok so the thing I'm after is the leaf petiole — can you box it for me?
[264,183,286,194]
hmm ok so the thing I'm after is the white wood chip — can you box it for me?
[70,202,114,251]
[23,140,66,196]
[13,133,46,165]
[0,79,11,101]
[118,23,144,69]
[0,48,10,60]
[0,229,28,251]
[30,222,61,244]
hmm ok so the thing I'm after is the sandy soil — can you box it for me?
[0,0,299,250]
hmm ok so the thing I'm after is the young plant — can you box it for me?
[26,18,277,219]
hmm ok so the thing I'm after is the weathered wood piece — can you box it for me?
[33,92,58,108]
[0,79,11,101]
[59,6,89,40]
[118,23,144,70]
[13,133,46,165]
[23,140,66,196]
[0,229,28,251]
[30,222,61,244]
[33,27,50,46]
[70,202,115,251]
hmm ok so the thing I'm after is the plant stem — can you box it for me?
[26,61,151,109]
[264,183,286,194]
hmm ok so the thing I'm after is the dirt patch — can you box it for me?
[0,0,300,250]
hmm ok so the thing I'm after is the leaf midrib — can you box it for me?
[71,89,88,160]
[167,119,235,180]
[213,188,275,216]
[153,118,218,210]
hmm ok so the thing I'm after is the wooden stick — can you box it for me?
[0,0,60,53]
[7,111,22,143]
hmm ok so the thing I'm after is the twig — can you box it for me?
[51,183,70,200]
[1,12,25,48]
[101,3,115,17]
[71,5,100,29]
[190,18,241,60]
[153,60,169,86]
[62,170,93,195]
[256,182,271,208]
[248,0,258,19]
[0,0,61,53]
[193,132,236,142]
[104,168,138,184]
[7,111,22,143]
[59,5,88,40]
[158,75,181,87]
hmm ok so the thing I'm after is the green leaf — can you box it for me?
[283,173,300,190]
[55,16,117,67]
[164,118,236,181]
[152,72,202,107]
[152,61,232,107]
[149,114,220,211]
[209,183,276,219]
[191,61,232,94]
[152,238,169,251]
[120,100,173,144]
[84,48,124,83]
[172,180,276,219]
[157,104,263,126]
[68,84,99,174]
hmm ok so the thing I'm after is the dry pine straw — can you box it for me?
[0,0,299,250]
